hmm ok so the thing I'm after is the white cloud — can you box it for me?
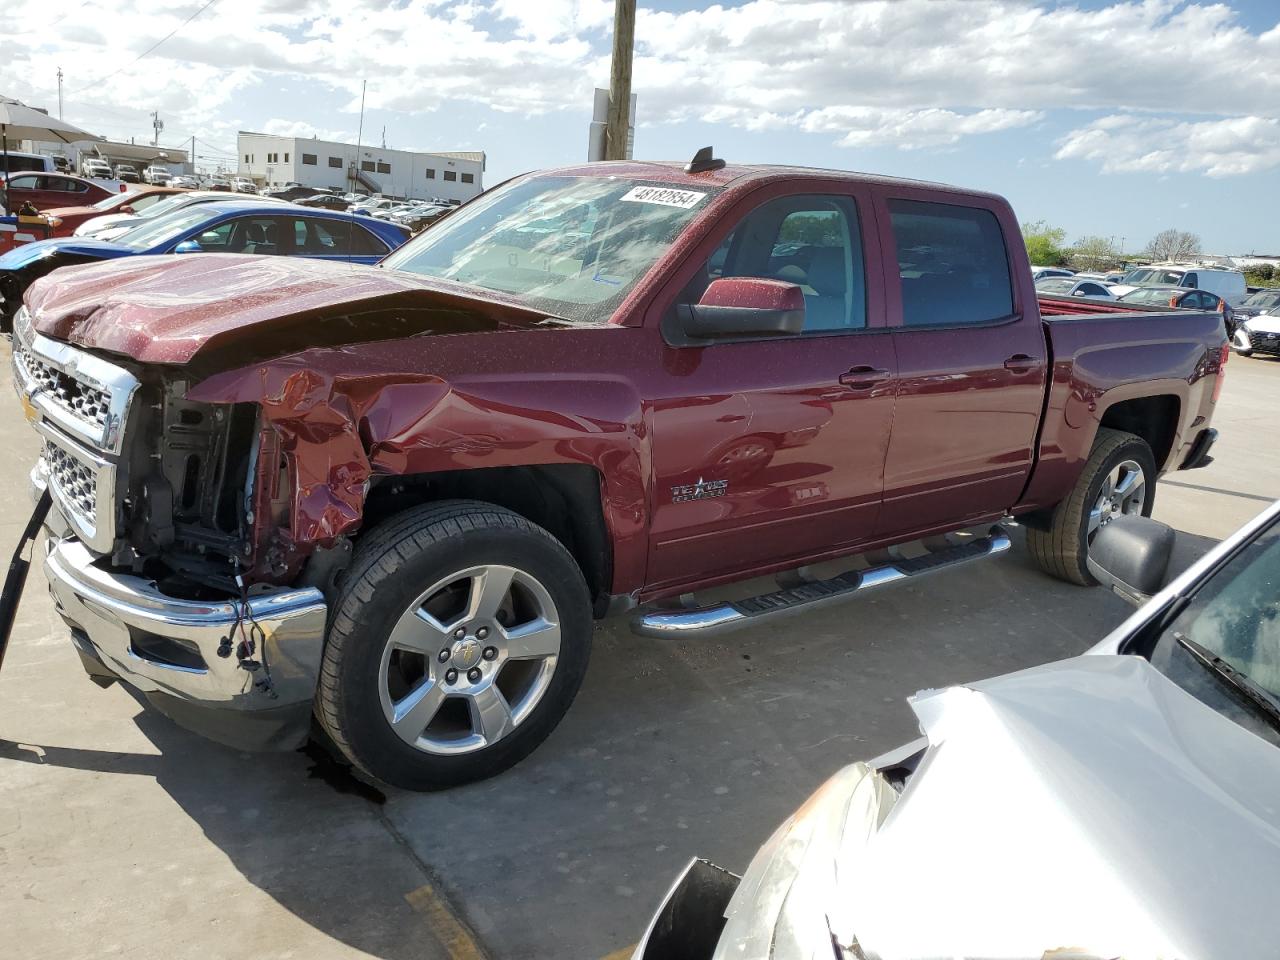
[0,0,1277,171]
[801,107,1043,149]
[1056,114,1280,177]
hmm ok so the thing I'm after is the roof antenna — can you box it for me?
[685,146,725,174]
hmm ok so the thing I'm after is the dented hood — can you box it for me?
[717,655,1280,960]
[24,254,560,368]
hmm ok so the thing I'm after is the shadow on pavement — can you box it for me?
[0,528,1226,960]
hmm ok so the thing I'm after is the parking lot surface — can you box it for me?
[2,344,1275,960]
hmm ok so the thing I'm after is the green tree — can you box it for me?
[1021,220,1067,266]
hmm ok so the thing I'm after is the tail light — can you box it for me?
[1212,342,1229,404]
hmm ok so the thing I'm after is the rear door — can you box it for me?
[646,183,898,591]
[290,215,392,263]
[870,191,1048,540]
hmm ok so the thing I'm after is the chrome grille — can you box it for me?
[13,307,136,553]
[44,441,97,528]
[15,341,112,428]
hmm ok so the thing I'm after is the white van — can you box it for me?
[0,151,56,175]
[1111,265,1246,300]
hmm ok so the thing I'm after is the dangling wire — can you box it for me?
[219,558,277,699]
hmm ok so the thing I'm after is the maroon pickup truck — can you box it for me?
[8,152,1227,788]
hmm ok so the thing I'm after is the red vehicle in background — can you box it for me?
[1,171,121,211]
[36,184,184,237]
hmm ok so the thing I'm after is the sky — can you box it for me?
[3,0,1279,253]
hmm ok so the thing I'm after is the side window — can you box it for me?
[888,199,1014,327]
[295,218,385,256]
[7,174,39,190]
[222,217,283,255]
[1082,283,1106,297]
[1183,273,1198,288]
[685,194,866,334]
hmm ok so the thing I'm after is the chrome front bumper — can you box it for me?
[43,536,328,747]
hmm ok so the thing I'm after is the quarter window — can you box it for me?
[888,199,1014,327]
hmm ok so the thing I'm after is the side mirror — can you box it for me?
[173,240,203,254]
[679,277,805,339]
[1086,515,1176,606]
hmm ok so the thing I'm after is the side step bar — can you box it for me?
[631,526,1012,639]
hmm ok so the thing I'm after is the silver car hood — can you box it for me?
[720,654,1280,960]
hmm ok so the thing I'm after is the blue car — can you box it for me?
[0,201,410,327]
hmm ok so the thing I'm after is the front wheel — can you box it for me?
[1027,427,1157,586]
[316,501,592,790]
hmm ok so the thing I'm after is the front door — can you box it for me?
[872,193,1048,541]
[647,188,898,593]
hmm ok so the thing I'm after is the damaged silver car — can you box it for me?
[635,501,1280,960]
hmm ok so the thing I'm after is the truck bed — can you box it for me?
[1037,293,1185,317]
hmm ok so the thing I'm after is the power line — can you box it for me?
[72,0,221,93]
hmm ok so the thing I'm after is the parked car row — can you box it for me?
[1032,264,1246,337]
[0,193,410,325]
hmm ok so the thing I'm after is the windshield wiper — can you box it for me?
[1174,631,1280,734]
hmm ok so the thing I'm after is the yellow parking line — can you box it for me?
[404,883,487,960]
[598,946,638,960]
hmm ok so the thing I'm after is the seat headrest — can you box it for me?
[807,247,847,297]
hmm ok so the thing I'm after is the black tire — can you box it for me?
[1026,427,1157,586]
[316,500,592,790]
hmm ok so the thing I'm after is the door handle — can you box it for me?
[1003,354,1038,371]
[838,366,891,389]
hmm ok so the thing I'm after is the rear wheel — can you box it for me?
[317,501,592,790]
[1027,428,1157,586]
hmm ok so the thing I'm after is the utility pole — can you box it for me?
[605,0,635,161]
[57,67,64,119]
[190,134,196,175]
[151,110,163,146]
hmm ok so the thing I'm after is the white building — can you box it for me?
[237,132,484,202]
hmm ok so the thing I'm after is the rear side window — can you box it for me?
[889,199,1014,327]
[295,217,387,256]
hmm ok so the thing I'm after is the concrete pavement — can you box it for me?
[1,343,1274,960]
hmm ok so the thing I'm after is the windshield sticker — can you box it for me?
[620,186,707,209]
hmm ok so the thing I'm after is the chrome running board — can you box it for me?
[631,526,1012,638]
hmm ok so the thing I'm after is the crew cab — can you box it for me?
[7,154,1228,789]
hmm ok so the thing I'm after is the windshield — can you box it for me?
[1123,268,1186,286]
[1243,291,1280,310]
[382,175,716,324]
[1120,287,1176,303]
[1035,277,1076,293]
[91,193,130,210]
[1150,519,1280,746]
[115,205,219,250]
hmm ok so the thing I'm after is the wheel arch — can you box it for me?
[361,464,614,616]
[1097,393,1181,472]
